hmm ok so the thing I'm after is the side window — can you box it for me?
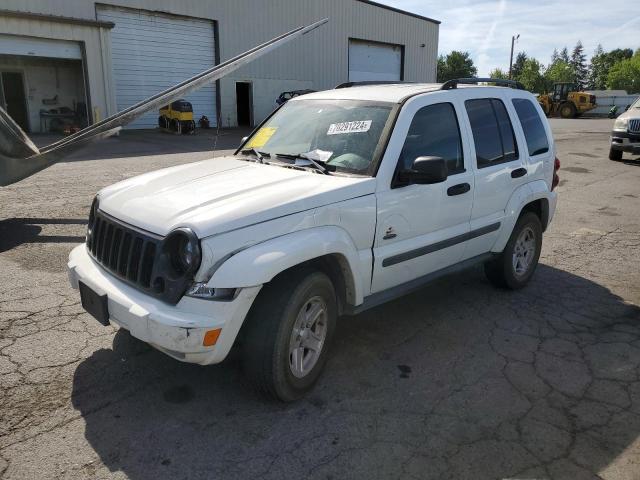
[465,98,519,168]
[512,98,550,156]
[398,102,464,175]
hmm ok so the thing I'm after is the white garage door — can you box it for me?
[0,34,82,60]
[97,6,217,129]
[348,39,403,82]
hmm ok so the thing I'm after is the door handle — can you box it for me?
[511,167,527,178]
[447,183,471,196]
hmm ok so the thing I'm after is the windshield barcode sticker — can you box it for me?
[327,120,372,135]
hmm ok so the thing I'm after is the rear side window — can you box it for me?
[465,98,519,168]
[512,98,550,156]
[398,102,464,175]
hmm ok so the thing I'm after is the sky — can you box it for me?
[379,0,640,76]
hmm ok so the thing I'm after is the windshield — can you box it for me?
[239,99,394,174]
[632,97,640,109]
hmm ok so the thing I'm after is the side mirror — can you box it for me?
[398,156,448,185]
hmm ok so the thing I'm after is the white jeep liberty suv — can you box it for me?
[68,79,560,401]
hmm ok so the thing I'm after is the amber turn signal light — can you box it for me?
[203,328,221,346]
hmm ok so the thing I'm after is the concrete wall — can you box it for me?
[0,56,87,133]
[1,0,439,127]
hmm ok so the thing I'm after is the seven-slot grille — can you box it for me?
[629,119,640,134]
[87,211,159,290]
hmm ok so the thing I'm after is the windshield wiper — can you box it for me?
[274,153,333,175]
[240,148,270,164]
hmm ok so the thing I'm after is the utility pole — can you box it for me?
[509,34,520,79]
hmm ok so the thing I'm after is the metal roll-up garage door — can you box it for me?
[97,6,217,129]
[348,39,403,82]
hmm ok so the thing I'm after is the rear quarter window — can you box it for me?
[512,98,550,156]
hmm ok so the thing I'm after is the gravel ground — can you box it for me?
[1,119,639,480]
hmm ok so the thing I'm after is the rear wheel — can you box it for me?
[560,102,576,119]
[609,147,623,161]
[484,212,542,290]
[242,269,337,402]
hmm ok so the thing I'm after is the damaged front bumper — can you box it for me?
[68,244,261,365]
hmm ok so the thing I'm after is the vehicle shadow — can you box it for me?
[71,264,640,479]
[0,217,86,253]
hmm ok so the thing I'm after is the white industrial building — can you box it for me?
[0,1,439,133]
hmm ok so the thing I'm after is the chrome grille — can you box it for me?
[629,119,640,134]
[87,211,159,290]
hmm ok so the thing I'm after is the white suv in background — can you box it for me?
[610,97,640,160]
[68,79,560,401]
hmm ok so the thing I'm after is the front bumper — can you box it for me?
[611,131,640,154]
[68,244,261,365]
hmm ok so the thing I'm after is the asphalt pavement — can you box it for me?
[1,119,639,479]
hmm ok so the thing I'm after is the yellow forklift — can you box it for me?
[158,100,196,134]
[538,82,596,118]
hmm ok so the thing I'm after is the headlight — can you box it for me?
[165,228,201,275]
[613,117,628,131]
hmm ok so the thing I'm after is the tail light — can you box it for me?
[552,157,560,191]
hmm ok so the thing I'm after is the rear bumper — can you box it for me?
[611,131,640,154]
[68,244,261,365]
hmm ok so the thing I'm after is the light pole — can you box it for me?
[509,34,520,79]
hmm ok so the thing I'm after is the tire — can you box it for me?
[560,102,576,119]
[609,147,623,161]
[158,116,166,129]
[241,269,337,402]
[484,212,543,290]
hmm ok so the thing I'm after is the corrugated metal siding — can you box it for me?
[1,0,439,126]
[96,6,217,129]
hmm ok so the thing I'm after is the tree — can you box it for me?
[437,51,477,82]
[488,68,508,80]
[511,52,527,79]
[518,59,547,93]
[551,48,559,64]
[607,55,640,93]
[570,41,588,89]
[559,47,570,63]
[588,47,633,90]
[588,44,607,89]
[544,60,573,89]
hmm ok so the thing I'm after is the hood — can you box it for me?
[98,156,376,237]
[618,104,640,122]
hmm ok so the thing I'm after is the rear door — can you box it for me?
[458,90,529,259]
[371,94,474,293]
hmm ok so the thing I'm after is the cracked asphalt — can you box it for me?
[1,119,640,479]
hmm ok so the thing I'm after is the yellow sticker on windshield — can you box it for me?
[246,127,277,148]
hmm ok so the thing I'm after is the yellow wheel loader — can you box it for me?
[159,100,196,134]
[538,82,596,119]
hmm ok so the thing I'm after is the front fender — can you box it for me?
[208,226,366,305]
[492,180,556,252]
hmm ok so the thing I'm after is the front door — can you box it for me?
[1,72,29,132]
[371,97,474,293]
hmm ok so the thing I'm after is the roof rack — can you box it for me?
[440,78,526,90]
[335,81,415,89]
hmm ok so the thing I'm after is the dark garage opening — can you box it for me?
[1,71,29,131]
[236,82,253,127]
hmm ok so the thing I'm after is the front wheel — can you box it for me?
[484,212,542,289]
[609,147,623,161]
[242,269,337,402]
